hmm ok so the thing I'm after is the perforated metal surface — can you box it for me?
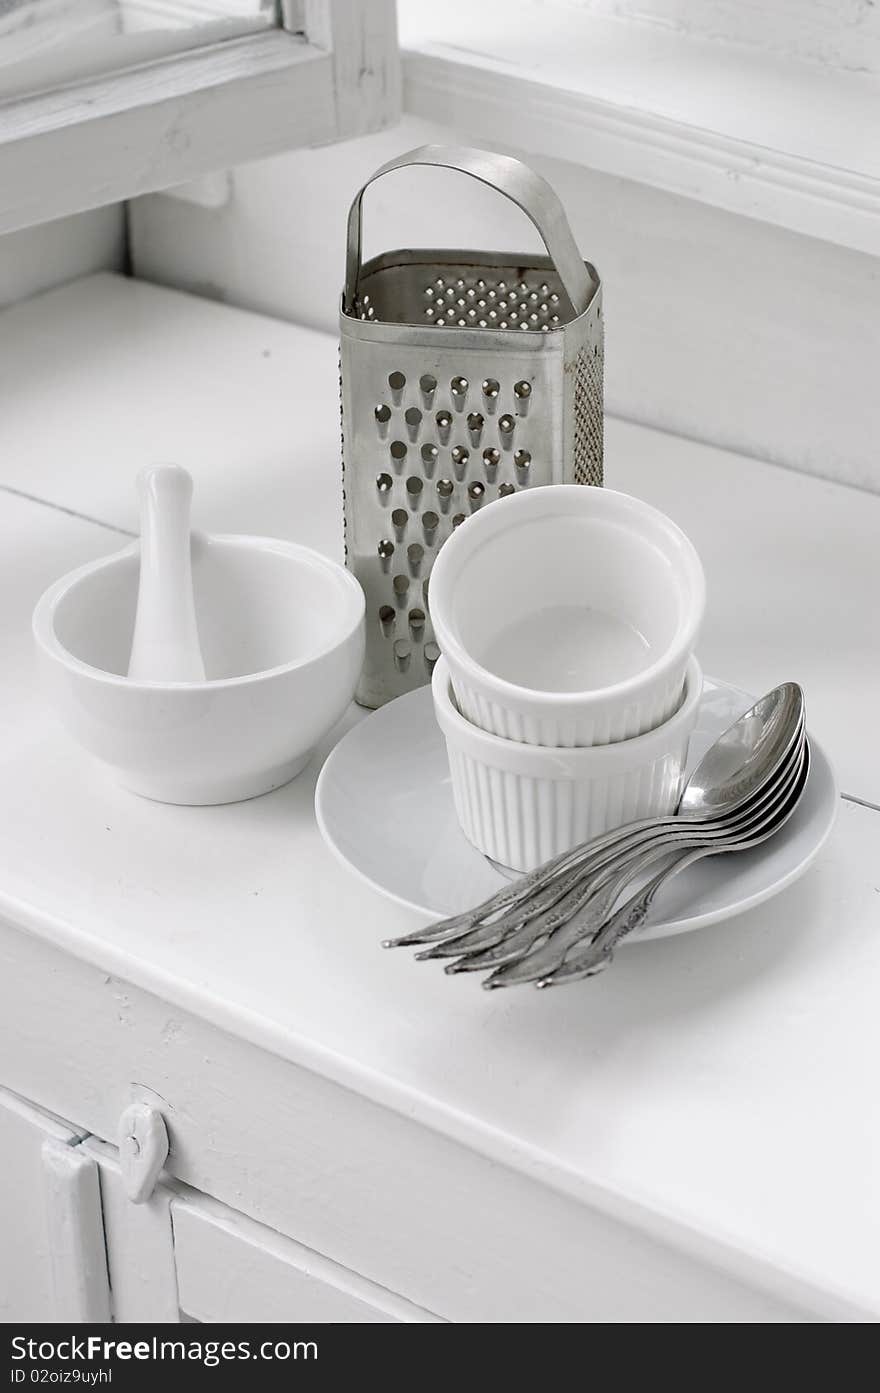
[341,251,603,708]
[573,329,604,489]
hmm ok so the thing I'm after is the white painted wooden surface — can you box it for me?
[0,922,839,1321]
[398,0,880,256]
[0,0,274,101]
[129,116,880,493]
[171,1192,443,1322]
[554,0,880,74]
[41,1138,112,1322]
[0,1,400,235]
[0,278,879,1319]
[84,1139,181,1323]
[0,205,123,310]
[0,1087,104,1322]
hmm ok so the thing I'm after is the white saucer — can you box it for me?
[315,677,838,942]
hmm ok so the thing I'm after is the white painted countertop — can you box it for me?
[1,274,879,1320]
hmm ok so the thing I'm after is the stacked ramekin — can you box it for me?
[429,485,706,871]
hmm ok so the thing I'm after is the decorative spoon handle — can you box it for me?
[128,465,206,683]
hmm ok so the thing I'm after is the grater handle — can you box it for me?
[344,144,593,317]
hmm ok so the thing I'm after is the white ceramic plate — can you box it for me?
[315,677,838,942]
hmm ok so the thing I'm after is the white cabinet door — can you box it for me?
[81,1135,442,1323]
[0,1085,110,1321]
[171,1193,443,1324]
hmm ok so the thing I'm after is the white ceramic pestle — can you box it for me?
[127,464,207,682]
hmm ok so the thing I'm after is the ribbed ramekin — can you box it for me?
[433,654,702,872]
[428,485,705,747]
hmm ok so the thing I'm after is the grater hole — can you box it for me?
[483,447,500,476]
[374,404,391,425]
[499,482,516,497]
[392,574,410,598]
[377,539,394,562]
[405,477,424,506]
[421,443,438,472]
[393,639,412,672]
[390,440,407,465]
[407,543,424,574]
[376,473,393,495]
[499,415,515,437]
[468,482,486,510]
[437,478,454,497]
[424,641,441,673]
[422,510,439,539]
[451,446,469,478]
[467,412,484,437]
[391,508,408,535]
[419,373,437,398]
[452,513,466,529]
[408,607,426,637]
[378,605,395,636]
[388,371,406,391]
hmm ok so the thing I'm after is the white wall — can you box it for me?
[402,0,880,74]
[129,116,880,493]
[0,205,124,310]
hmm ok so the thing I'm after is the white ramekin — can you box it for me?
[428,485,705,747]
[433,654,703,872]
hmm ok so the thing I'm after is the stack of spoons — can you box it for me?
[385,682,808,989]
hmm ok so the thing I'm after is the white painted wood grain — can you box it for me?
[0,1087,89,1321]
[172,1192,442,1322]
[0,35,332,236]
[83,1137,183,1322]
[129,116,880,492]
[0,924,838,1321]
[41,1137,112,1322]
[0,3,401,236]
[554,0,880,74]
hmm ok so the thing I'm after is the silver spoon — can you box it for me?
[385,683,805,952]
[481,733,807,988]
[531,739,811,990]
[429,717,805,969]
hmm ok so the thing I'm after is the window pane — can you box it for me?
[0,0,277,99]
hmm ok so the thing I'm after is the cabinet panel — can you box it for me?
[0,1086,109,1322]
[172,1194,442,1324]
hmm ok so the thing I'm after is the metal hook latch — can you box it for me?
[118,1103,169,1204]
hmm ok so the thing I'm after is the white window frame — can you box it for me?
[0,0,401,234]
